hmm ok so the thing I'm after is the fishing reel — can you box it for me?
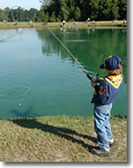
[91,74,100,83]
[87,73,100,83]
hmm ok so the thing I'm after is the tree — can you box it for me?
[29,8,38,21]
[49,11,56,21]
[118,0,127,19]
[13,9,19,20]
[79,0,91,21]
[67,0,75,20]
[36,9,45,21]
[110,0,119,20]
[4,7,10,21]
[89,0,99,20]
[98,0,119,20]
[0,9,7,21]
[17,7,25,21]
[45,11,49,20]
[9,10,14,22]
[58,0,70,21]
[74,7,81,21]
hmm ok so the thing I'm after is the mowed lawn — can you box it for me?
[0,116,127,162]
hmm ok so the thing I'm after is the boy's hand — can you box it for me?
[99,78,104,81]
[91,81,97,88]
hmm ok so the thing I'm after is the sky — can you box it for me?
[0,0,42,10]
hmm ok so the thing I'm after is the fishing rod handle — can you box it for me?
[87,73,92,80]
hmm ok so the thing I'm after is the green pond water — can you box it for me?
[0,27,127,119]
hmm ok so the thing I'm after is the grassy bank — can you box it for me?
[0,116,127,162]
[0,20,127,29]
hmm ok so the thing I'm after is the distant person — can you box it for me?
[30,20,32,25]
[89,55,124,157]
[46,20,48,25]
[62,20,65,27]
[123,18,125,24]
[15,20,18,25]
[88,18,90,22]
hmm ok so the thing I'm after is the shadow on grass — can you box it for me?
[11,117,97,152]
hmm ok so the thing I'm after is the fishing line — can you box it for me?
[64,32,127,67]
[0,6,24,42]
[65,32,108,57]
[11,6,88,76]
[44,26,88,75]
[0,31,22,42]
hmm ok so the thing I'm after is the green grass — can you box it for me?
[0,116,127,162]
[0,20,127,29]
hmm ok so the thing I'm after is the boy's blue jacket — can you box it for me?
[91,74,124,105]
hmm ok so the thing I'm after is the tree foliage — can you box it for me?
[0,9,7,21]
[38,0,127,22]
[0,0,127,22]
[0,7,38,22]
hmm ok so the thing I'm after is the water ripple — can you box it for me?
[0,86,30,99]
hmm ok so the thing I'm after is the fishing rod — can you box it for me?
[36,16,99,82]
[43,24,98,82]
[64,31,127,68]
[9,6,101,83]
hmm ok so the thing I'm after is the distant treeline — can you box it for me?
[0,7,38,22]
[0,0,127,22]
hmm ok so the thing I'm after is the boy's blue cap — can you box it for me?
[100,55,122,70]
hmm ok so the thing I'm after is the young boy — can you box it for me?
[90,55,124,157]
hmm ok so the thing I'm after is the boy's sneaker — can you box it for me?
[109,139,115,147]
[91,147,111,157]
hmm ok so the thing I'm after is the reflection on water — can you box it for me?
[0,28,127,119]
[37,27,127,82]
